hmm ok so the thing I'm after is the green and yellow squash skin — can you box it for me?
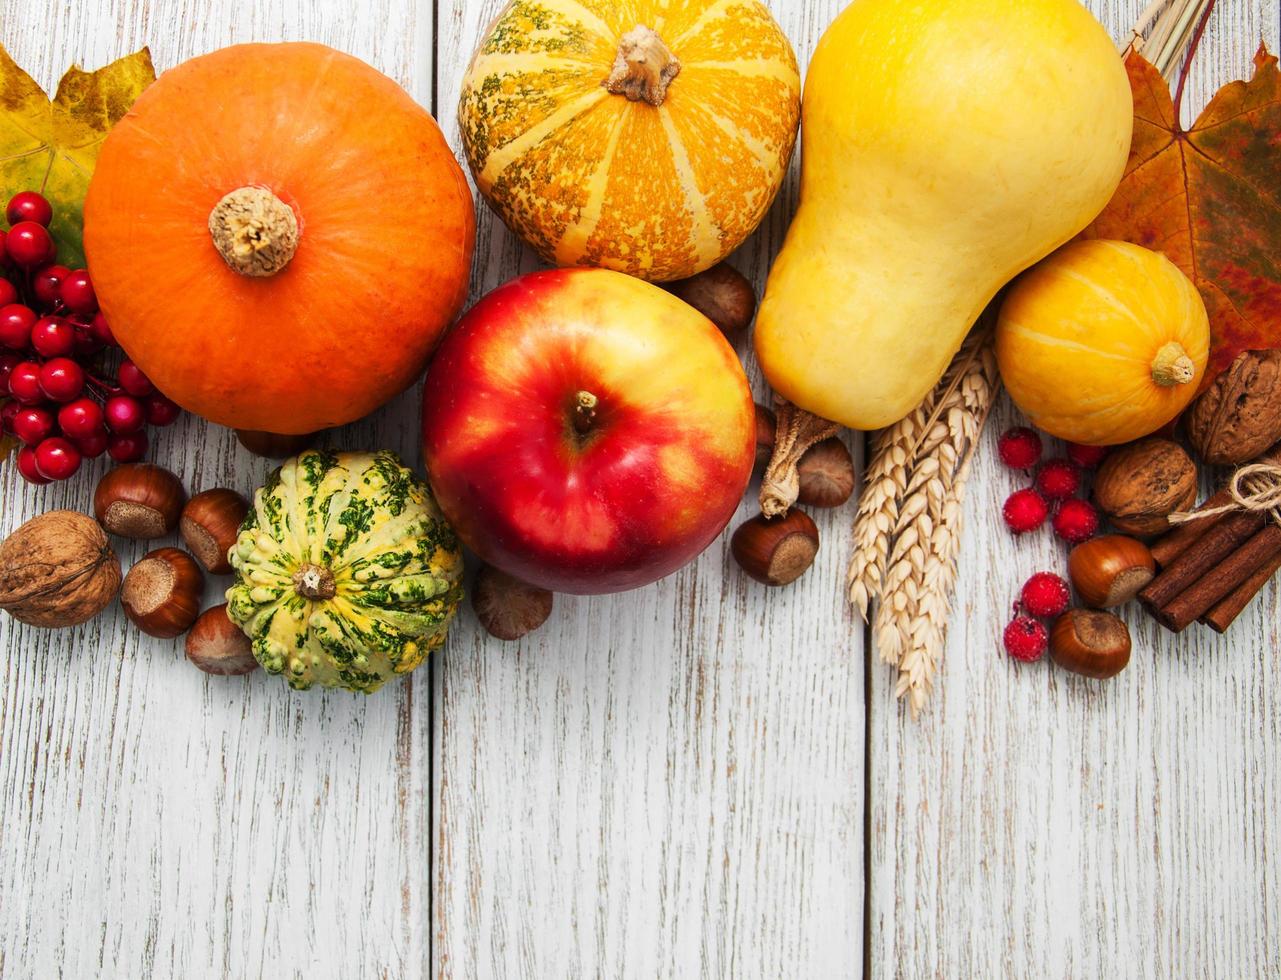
[226,450,463,693]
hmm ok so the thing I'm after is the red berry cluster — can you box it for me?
[0,192,181,483]
[1003,572,1071,662]
[997,426,1103,544]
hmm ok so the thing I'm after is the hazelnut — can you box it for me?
[1068,535,1156,608]
[0,511,121,627]
[665,262,756,337]
[180,488,249,574]
[235,428,317,459]
[471,565,554,641]
[755,403,777,469]
[121,547,204,638]
[1186,349,1281,465]
[185,603,259,675]
[94,463,187,539]
[1049,609,1132,679]
[797,437,855,508]
[1092,438,1197,537]
[731,509,819,586]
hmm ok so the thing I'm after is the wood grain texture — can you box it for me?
[3,1,1278,978]
[0,2,436,977]
[431,3,863,979]
[867,6,1281,979]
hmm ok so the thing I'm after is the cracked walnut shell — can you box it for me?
[1187,350,1281,466]
[1092,438,1198,537]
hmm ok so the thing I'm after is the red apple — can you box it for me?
[422,268,755,595]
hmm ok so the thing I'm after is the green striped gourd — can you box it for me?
[226,449,463,693]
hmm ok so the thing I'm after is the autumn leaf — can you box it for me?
[0,44,154,268]
[1081,46,1281,387]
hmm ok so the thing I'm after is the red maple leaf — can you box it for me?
[1081,45,1281,387]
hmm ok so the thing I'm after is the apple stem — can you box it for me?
[573,390,599,435]
[761,401,842,517]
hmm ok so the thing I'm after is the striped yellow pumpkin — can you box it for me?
[459,0,800,282]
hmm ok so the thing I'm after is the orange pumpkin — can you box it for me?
[458,0,800,282]
[84,43,475,434]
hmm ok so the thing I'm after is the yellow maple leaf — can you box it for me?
[0,44,154,269]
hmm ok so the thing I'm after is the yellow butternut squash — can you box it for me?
[755,0,1133,430]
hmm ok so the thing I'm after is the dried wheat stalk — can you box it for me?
[846,0,1212,720]
[851,327,999,718]
[1128,0,1215,79]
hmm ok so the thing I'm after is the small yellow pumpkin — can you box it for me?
[996,240,1210,446]
[458,0,800,282]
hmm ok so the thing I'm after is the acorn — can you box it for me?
[1050,609,1132,680]
[180,489,249,574]
[94,463,187,539]
[1068,535,1156,608]
[731,510,820,587]
[121,548,204,638]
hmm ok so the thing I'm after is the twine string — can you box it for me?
[1168,461,1281,528]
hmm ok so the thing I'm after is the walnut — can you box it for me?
[0,511,121,628]
[1186,350,1281,466]
[1092,438,1198,537]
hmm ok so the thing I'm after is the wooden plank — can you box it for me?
[867,3,1281,977]
[0,2,436,976]
[431,3,864,978]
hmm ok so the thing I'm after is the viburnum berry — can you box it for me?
[38,357,85,402]
[0,278,17,308]
[0,399,20,433]
[1004,615,1048,663]
[32,264,70,310]
[105,394,146,433]
[1066,442,1109,469]
[34,437,82,481]
[1002,487,1050,534]
[107,429,148,462]
[6,221,55,268]
[11,405,55,446]
[1020,572,1071,619]
[59,269,97,316]
[73,324,105,357]
[30,316,77,358]
[6,191,53,228]
[0,229,7,265]
[1035,458,1081,500]
[57,397,104,438]
[86,312,115,348]
[143,393,181,427]
[7,360,44,403]
[998,426,1043,470]
[16,444,51,485]
[117,359,154,397]
[0,304,36,350]
[71,427,109,459]
[1053,498,1100,544]
[0,351,20,390]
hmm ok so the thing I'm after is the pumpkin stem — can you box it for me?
[209,186,300,278]
[293,564,336,601]
[760,401,842,517]
[604,25,681,107]
[573,390,599,435]
[1151,342,1196,387]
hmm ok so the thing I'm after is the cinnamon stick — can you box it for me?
[1149,524,1281,632]
[1139,509,1266,611]
[1202,546,1281,633]
[1149,487,1234,567]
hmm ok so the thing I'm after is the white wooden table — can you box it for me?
[1,2,1278,977]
